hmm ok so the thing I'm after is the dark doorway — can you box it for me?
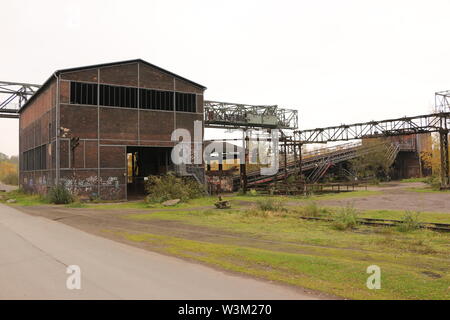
[127,146,173,198]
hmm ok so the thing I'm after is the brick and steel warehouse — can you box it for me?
[19,59,206,200]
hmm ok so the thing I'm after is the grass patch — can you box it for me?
[255,198,286,212]
[300,201,329,217]
[125,207,450,257]
[300,190,382,201]
[110,230,450,300]
[400,177,429,183]
[355,209,450,224]
[231,190,381,203]
[0,189,48,206]
[407,187,450,194]
[65,201,88,208]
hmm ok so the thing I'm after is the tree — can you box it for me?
[349,139,392,180]
[0,153,19,185]
[420,133,449,178]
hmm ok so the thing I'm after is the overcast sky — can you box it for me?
[1,0,450,156]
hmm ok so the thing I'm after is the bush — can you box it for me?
[145,172,204,203]
[47,185,74,204]
[256,198,285,212]
[332,205,359,230]
[397,211,421,232]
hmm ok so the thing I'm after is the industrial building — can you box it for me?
[19,59,206,200]
[13,59,450,200]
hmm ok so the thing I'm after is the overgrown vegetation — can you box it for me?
[46,185,74,204]
[332,205,359,230]
[349,139,393,181]
[0,153,18,185]
[145,172,204,203]
[301,201,328,217]
[397,211,421,232]
[255,198,286,212]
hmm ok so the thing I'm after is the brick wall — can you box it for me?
[55,61,205,200]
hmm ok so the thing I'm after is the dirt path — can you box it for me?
[0,182,17,193]
[18,206,351,257]
[315,182,450,213]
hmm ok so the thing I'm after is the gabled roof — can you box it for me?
[19,58,206,113]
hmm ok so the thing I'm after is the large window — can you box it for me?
[175,92,196,112]
[139,88,173,110]
[70,82,98,105]
[100,84,138,108]
[22,145,47,171]
[69,81,197,113]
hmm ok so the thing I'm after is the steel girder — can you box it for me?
[0,81,41,119]
[295,112,450,143]
[204,100,298,129]
[436,91,450,112]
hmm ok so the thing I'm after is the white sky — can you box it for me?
[1,0,450,157]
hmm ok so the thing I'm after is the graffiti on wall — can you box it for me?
[61,175,122,199]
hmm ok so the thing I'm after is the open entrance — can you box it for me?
[127,146,173,199]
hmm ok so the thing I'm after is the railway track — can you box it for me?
[298,216,450,232]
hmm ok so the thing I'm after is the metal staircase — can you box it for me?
[240,141,401,187]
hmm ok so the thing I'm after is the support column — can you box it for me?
[298,142,304,194]
[293,139,298,170]
[240,129,248,194]
[439,129,450,188]
[283,136,288,183]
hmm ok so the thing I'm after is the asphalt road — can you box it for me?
[0,203,319,300]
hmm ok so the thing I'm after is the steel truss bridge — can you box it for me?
[205,90,450,191]
[295,112,450,143]
[204,100,298,130]
[290,111,450,188]
[0,81,41,119]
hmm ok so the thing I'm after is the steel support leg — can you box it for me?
[240,129,248,194]
[439,129,450,188]
[283,137,288,183]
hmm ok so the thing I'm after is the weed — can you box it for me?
[302,201,325,217]
[397,211,421,232]
[256,198,285,212]
[332,205,359,230]
[242,209,269,218]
